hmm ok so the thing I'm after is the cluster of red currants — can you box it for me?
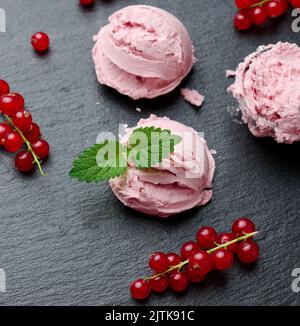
[234,0,300,30]
[130,218,259,300]
[0,80,49,174]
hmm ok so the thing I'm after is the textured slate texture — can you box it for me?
[0,0,299,306]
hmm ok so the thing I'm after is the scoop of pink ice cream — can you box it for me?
[228,42,300,144]
[92,5,196,100]
[109,115,215,218]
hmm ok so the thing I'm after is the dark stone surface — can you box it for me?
[0,0,299,306]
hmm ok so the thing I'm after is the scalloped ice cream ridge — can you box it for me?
[92,5,196,99]
[109,115,215,218]
[228,42,300,144]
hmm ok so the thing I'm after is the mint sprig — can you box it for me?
[69,127,182,183]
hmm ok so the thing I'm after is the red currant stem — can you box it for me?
[2,114,46,176]
[250,0,270,8]
[207,231,259,254]
[144,231,259,281]
[144,260,188,281]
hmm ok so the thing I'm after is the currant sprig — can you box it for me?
[130,218,260,300]
[4,115,46,176]
[234,0,300,31]
[0,79,49,175]
[144,231,258,282]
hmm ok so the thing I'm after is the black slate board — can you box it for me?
[0,0,299,306]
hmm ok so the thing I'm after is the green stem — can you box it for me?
[250,0,269,8]
[207,231,258,254]
[144,231,259,281]
[3,114,46,176]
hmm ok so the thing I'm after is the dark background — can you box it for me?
[0,0,299,306]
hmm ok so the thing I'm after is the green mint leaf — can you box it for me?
[69,141,127,183]
[128,127,182,169]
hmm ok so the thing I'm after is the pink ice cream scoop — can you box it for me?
[109,115,215,218]
[92,5,196,100]
[228,42,300,144]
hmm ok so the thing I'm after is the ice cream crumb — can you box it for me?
[180,88,204,107]
[136,107,141,112]
[226,70,236,78]
[210,149,217,155]
[226,106,243,124]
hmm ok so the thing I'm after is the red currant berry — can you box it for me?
[188,250,213,275]
[149,252,169,272]
[3,132,23,152]
[79,0,94,6]
[0,122,13,145]
[291,0,300,8]
[180,241,200,260]
[23,123,41,143]
[149,275,169,293]
[234,11,252,30]
[232,217,256,237]
[250,6,268,25]
[282,0,289,10]
[31,32,50,52]
[0,93,24,116]
[235,0,253,9]
[196,226,218,249]
[237,240,259,264]
[13,111,32,132]
[266,0,287,17]
[130,279,151,300]
[186,265,206,283]
[166,253,182,267]
[169,271,189,292]
[31,139,49,159]
[13,93,25,110]
[0,80,10,96]
[15,151,34,172]
[211,249,234,271]
[216,233,238,253]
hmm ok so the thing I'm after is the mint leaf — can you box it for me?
[128,127,182,168]
[69,141,127,183]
